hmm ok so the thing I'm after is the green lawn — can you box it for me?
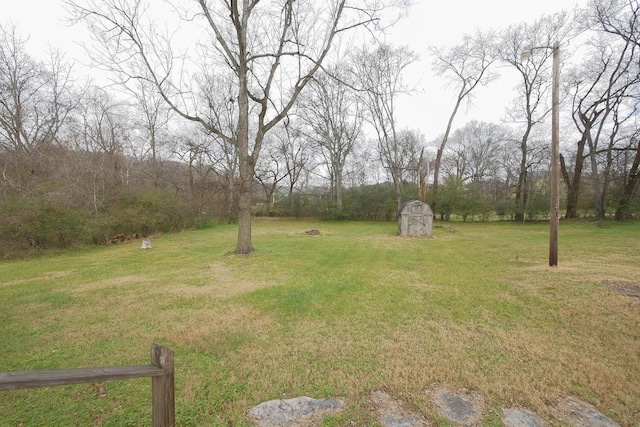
[1,219,639,426]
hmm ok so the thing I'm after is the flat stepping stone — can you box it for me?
[502,407,545,427]
[552,396,620,427]
[247,396,345,427]
[431,389,484,426]
[371,390,430,427]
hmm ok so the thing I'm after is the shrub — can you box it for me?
[0,197,90,252]
[0,188,212,258]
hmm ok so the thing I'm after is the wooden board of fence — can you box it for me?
[0,343,174,427]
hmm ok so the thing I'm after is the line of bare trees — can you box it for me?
[1,0,639,256]
[429,0,639,222]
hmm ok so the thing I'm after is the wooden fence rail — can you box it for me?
[0,343,174,427]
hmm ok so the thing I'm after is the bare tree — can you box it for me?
[126,77,173,188]
[429,30,499,210]
[73,86,132,212]
[353,43,417,212]
[614,129,640,219]
[254,133,289,216]
[563,31,639,220]
[559,1,640,221]
[0,24,45,155]
[169,125,221,216]
[68,0,390,254]
[441,136,467,182]
[299,67,362,212]
[585,0,640,220]
[208,133,239,224]
[593,0,640,48]
[0,27,78,151]
[277,119,311,203]
[0,24,78,194]
[498,12,573,222]
[396,128,425,185]
[344,141,382,187]
[443,121,509,185]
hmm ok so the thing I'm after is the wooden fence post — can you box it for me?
[151,343,175,427]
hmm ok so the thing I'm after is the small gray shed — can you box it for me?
[398,200,433,237]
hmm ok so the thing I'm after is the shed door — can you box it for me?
[408,213,426,235]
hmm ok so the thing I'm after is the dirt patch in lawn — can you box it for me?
[164,261,276,298]
[601,280,640,299]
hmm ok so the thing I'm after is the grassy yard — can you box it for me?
[1,219,639,426]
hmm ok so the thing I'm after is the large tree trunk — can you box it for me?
[431,147,442,214]
[615,143,640,220]
[432,147,443,199]
[235,59,254,255]
[226,181,235,224]
[394,167,403,215]
[431,95,462,212]
[514,131,529,222]
[599,140,616,221]
[586,132,606,222]
[336,167,343,211]
[236,158,254,254]
[561,133,587,219]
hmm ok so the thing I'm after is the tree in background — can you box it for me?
[429,30,498,211]
[0,24,79,195]
[299,67,362,214]
[614,130,640,220]
[438,121,513,220]
[254,132,288,216]
[586,0,640,220]
[593,0,640,48]
[126,77,173,189]
[277,119,311,209]
[170,125,227,218]
[74,86,132,209]
[498,11,573,222]
[564,32,639,220]
[395,128,425,189]
[442,121,510,185]
[68,0,392,254]
[353,43,417,213]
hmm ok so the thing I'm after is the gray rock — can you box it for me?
[553,396,620,427]
[502,407,545,427]
[379,414,427,427]
[432,389,484,426]
[247,396,345,427]
[371,390,430,427]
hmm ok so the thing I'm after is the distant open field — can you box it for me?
[1,219,639,426]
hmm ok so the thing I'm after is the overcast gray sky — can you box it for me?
[384,0,587,142]
[4,0,587,142]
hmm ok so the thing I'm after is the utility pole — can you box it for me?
[521,42,560,266]
[549,42,560,267]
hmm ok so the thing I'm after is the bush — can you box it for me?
[0,197,90,253]
[342,184,397,221]
[0,188,212,258]
[105,187,210,236]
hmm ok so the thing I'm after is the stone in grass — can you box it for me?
[552,396,620,427]
[141,238,152,249]
[305,229,321,235]
[502,407,545,427]
[247,396,345,427]
[431,388,484,426]
[371,390,431,427]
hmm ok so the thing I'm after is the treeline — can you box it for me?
[0,147,229,257]
[262,174,640,223]
[2,0,640,258]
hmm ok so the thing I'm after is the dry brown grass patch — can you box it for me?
[160,261,277,298]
